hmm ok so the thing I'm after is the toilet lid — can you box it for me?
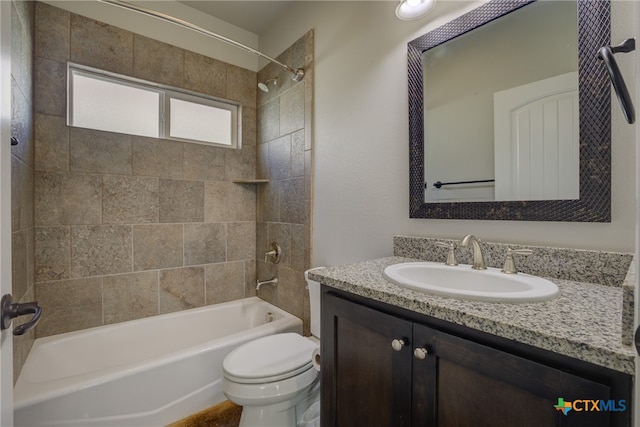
[223,333,318,384]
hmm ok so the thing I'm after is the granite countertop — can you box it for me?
[309,256,637,375]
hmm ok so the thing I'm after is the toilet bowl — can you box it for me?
[222,268,324,427]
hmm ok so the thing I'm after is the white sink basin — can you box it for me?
[383,262,559,303]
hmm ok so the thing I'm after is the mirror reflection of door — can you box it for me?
[494,72,579,201]
[423,0,578,203]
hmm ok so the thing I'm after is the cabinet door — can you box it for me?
[413,323,615,427]
[322,293,413,427]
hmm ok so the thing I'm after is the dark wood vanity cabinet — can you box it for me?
[321,290,632,427]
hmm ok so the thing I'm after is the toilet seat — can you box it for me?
[223,333,318,384]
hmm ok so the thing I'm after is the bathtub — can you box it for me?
[14,297,302,427]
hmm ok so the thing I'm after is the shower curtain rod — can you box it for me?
[98,0,305,82]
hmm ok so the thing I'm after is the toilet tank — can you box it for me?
[305,268,324,338]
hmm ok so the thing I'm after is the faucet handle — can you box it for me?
[502,248,533,274]
[435,241,458,266]
[264,242,281,264]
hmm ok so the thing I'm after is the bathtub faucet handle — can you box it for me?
[264,242,281,264]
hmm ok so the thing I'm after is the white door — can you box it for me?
[494,72,579,201]
[0,0,14,425]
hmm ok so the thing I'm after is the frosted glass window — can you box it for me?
[70,71,160,138]
[67,63,241,149]
[169,98,232,145]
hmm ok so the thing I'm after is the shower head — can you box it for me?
[258,77,278,93]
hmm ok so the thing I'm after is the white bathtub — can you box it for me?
[14,297,302,427]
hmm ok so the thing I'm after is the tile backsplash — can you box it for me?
[394,235,633,287]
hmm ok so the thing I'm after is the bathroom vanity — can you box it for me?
[311,239,635,427]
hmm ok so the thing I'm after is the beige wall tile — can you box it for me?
[269,135,292,180]
[11,155,33,231]
[305,101,312,151]
[258,99,279,144]
[205,261,245,304]
[35,2,70,63]
[183,143,225,181]
[184,51,226,98]
[276,267,304,319]
[242,107,257,148]
[290,224,306,272]
[35,226,70,283]
[34,57,65,117]
[133,35,183,87]
[35,171,102,226]
[227,64,256,108]
[35,113,69,172]
[184,223,226,266]
[132,137,183,178]
[291,130,305,178]
[280,83,305,135]
[103,175,159,224]
[70,225,132,278]
[304,150,312,200]
[12,230,28,302]
[158,179,204,223]
[26,226,35,291]
[256,222,269,262]
[244,260,257,297]
[104,271,159,324]
[257,141,269,179]
[159,267,205,314]
[70,14,133,75]
[30,4,281,336]
[35,277,103,337]
[256,183,279,223]
[133,224,183,271]
[279,178,305,224]
[205,181,256,223]
[69,128,132,175]
[227,222,256,261]
[225,146,256,181]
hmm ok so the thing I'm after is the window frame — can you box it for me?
[67,62,242,149]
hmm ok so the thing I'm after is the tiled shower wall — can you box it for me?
[256,31,314,334]
[32,2,259,337]
[11,0,35,381]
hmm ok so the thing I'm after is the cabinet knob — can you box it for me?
[414,347,429,360]
[391,339,405,351]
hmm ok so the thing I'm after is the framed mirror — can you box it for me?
[408,0,611,221]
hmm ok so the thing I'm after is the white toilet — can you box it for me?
[222,268,323,427]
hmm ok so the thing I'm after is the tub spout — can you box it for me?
[256,277,278,291]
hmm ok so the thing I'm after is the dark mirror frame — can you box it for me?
[408,0,611,221]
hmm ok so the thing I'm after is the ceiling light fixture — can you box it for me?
[395,0,436,21]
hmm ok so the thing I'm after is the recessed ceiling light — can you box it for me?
[395,0,436,21]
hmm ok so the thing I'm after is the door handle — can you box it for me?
[1,294,42,336]
[597,38,636,124]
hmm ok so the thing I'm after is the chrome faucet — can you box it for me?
[460,234,487,270]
